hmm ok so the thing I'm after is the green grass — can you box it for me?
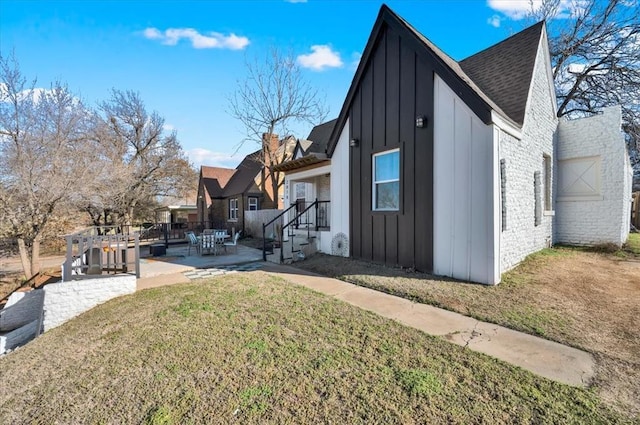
[625,233,640,255]
[0,273,629,424]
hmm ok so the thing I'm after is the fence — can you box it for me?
[244,209,283,238]
[62,227,140,282]
[632,192,640,230]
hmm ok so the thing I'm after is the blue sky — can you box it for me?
[0,0,539,169]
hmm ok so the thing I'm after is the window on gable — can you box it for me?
[372,149,400,211]
[248,197,258,211]
[229,198,238,221]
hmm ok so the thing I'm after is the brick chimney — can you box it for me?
[262,132,280,168]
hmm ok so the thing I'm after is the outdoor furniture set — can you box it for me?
[185,230,241,256]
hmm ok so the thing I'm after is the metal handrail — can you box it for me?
[262,203,298,261]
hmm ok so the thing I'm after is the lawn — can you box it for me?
[0,273,630,424]
[293,235,640,418]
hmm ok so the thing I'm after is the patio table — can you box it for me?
[199,232,230,255]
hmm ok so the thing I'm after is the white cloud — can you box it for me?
[297,45,343,71]
[487,14,503,28]
[487,0,583,20]
[163,123,176,132]
[350,52,362,70]
[142,27,249,50]
[187,148,240,168]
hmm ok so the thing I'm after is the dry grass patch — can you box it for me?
[294,240,640,418]
[0,272,629,424]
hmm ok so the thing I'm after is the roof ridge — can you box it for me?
[461,21,544,63]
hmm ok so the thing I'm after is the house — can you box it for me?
[274,5,633,285]
[197,134,301,231]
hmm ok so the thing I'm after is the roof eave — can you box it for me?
[272,153,329,172]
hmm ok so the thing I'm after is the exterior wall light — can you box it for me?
[350,138,359,147]
[416,116,427,128]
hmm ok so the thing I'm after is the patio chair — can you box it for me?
[186,231,200,256]
[224,230,242,254]
[213,230,227,255]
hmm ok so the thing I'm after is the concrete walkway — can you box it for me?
[262,264,595,388]
[135,259,595,388]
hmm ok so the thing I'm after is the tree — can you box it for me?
[88,89,192,226]
[229,48,328,208]
[527,0,640,176]
[0,54,94,279]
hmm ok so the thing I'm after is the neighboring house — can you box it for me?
[274,5,632,285]
[197,134,301,231]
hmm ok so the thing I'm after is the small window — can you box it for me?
[248,197,258,211]
[229,198,238,220]
[372,149,400,211]
[543,154,552,211]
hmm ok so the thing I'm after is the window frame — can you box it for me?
[372,148,400,212]
[248,196,259,211]
[229,198,238,221]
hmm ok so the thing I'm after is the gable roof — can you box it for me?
[326,4,544,156]
[223,150,263,197]
[201,166,236,199]
[306,119,337,154]
[460,22,544,126]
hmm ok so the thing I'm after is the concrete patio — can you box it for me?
[138,243,263,278]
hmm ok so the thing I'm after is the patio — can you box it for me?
[138,242,263,278]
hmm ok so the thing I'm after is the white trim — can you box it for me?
[491,111,522,140]
[248,197,258,211]
[286,164,331,181]
[229,198,239,220]
[372,148,400,211]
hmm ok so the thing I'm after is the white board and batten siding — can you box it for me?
[433,75,499,285]
[326,119,350,255]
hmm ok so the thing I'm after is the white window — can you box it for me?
[372,149,400,211]
[229,198,238,220]
[248,197,258,211]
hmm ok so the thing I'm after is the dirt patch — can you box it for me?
[293,248,640,417]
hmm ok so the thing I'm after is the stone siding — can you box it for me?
[499,38,557,273]
[555,106,632,246]
[42,274,136,331]
[317,174,331,201]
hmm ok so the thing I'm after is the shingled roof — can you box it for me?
[460,21,545,126]
[305,119,337,154]
[201,166,236,200]
[223,150,262,197]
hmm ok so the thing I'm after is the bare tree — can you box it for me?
[89,89,191,226]
[228,48,328,208]
[528,0,640,174]
[0,54,94,279]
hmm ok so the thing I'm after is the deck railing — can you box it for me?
[62,227,140,282]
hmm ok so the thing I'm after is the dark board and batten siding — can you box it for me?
[349,25,434,272]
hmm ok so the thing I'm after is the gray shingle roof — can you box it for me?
[222,150,262,197]
[305,119,337,154]
[460,21,545,126]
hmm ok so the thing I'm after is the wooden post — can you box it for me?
[134,234,140,279]
[63,235,73,282]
